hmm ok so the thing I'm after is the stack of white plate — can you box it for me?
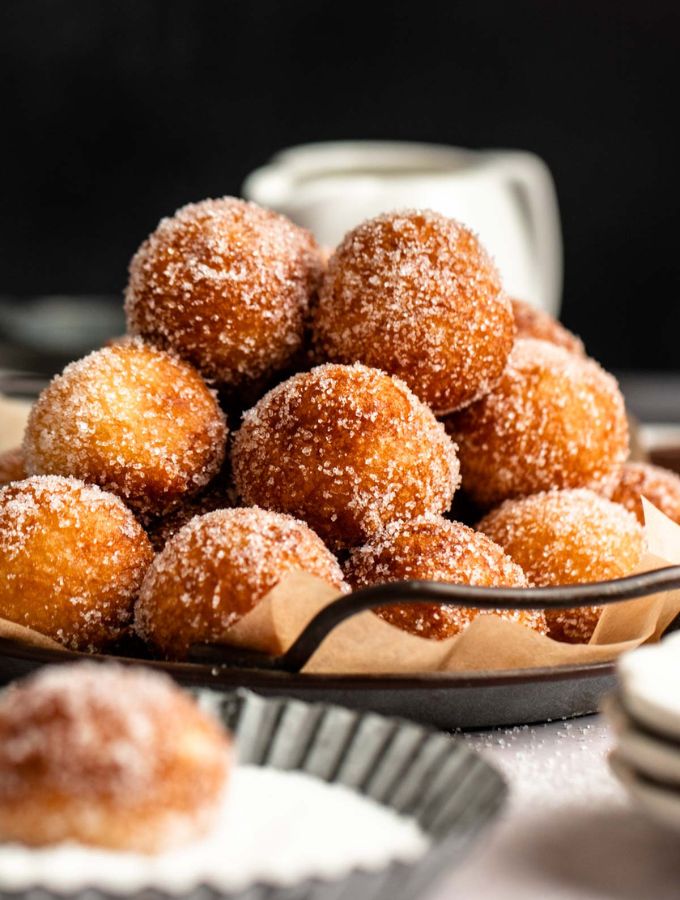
[604,631,680,831]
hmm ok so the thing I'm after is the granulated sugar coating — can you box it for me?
[231,363,460,549]
[611,461,680,526]
[311,210,514,414]
[0,765,428,895]
[136,507,348,659]
[0,447,25,486]
[23,339,227,519]
[125,197,323,387]
[345,514,546,640]
[511,298,585,355]
[0,663,230,854]
[478,488,645,643]
[0,476,153,651]
[446,338,629,509]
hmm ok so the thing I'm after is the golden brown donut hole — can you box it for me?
[0,663,230,853]
[125,196,323,387]
[136,506,348,659]
[345,514,546,640]
[311,210,515,414]
[0,476,153,651]
[611,461,680,526]
[478,488,645,642]
[23,339,227,519]
[446,339,629,509]
[231,363,460,550]
[511,298,584,355]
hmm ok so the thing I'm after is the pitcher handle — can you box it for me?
[486,150,563,316]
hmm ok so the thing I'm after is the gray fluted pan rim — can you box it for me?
[1,688,506,900]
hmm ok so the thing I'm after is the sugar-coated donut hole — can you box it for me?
[611,461,680,526]
[0,476,153,651]
[344,514,545,640]
[478,488,645,643]
[511,298,584,355]
[125,197,323,387]
[311,210,515,414]
[446,338,629,509]
[135,506,348,659]
[4,196,655,674]
[0,447,25,486]
[231,363,460,550]
[23,339,227,519]
[0,663,230,853]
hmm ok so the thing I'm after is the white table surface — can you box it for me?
[430,715,680,900]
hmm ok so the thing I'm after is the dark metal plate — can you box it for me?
[3,565,680,730]
[0,636,614,730]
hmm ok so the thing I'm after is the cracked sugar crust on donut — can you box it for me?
[345,513,545,640]
[125,197,323,387]
[611,461,680,526]
[135,506,348,659]
[311,210,514,414]
[478,488,645,643]
[0,662,230,853]
[231,363,461,550]
[0,476,153,651]
[511,298,585,355]
[23,339,227,519]
[446,338,629,509]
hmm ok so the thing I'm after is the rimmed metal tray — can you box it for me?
[1,568,679,730]
[2,372,679,729]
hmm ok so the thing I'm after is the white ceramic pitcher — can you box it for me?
[243,141,563,315]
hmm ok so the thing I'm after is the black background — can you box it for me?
[1,0,679,371]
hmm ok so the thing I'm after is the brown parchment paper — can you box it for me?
[0,619,65,651]
[222,497,680,674]
[1,498,679,673]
